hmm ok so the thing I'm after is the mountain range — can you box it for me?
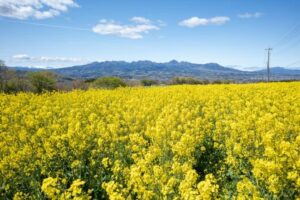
[10,60,300,81]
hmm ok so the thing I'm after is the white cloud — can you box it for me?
[210,16,231,25]
[13,54,31,60]
[39,56,83,62]
[34,9,60,19]
[0,0,78,20]
[238,12,263,19]
[13,54,84,62]
[92,18,160,39]
[131,17,151,24]
[179,16,230,28]
[179,17,208,27]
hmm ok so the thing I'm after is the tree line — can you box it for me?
[1,60,236,94]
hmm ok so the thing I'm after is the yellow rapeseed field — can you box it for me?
[0,82,299,200]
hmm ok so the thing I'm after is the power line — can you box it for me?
[271,17,300,59]
[270,18,300,69]
[272,21,300,50]
[284,60,300,68]
[0,18,90,31]
[273,37,300,56]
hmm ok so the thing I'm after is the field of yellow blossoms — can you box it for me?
[0,82,299,199]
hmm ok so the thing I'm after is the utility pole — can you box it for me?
[265,48,272,82]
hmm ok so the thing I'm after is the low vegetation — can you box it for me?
[91,76,127,89]
[140,78,159,86]
[27,71,57,93]
[0,83,299,199]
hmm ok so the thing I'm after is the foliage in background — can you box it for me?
[140,79,159,86]
[171,77,236,85]
[27,71,57,93]
[171,77,210,85]
[91,76,127,89]
[0,61,32,93]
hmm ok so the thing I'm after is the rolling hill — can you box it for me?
[10,60,300,81]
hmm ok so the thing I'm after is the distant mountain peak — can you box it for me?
[9,60,300,81]
[205,62,220,65]
[168,60,179,64]
[204,63,223,67]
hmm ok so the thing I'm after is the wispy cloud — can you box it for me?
[13,54,85,63]
[0,0,78,20]
[238,12,263,19]
[13,54,31,60]
[92,17,161,39]
[179,16,230,28]
[131,17,151,24]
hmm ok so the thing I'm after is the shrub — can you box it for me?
[140,79,158,86]
[27,71,57,93]
[171,77,207,85]
[91,77,127,89]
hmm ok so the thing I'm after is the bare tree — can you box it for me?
[0,60,8,91]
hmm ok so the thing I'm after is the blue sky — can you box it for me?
[0,0,300,70]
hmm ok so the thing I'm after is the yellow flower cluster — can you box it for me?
[41,177,91,199]
[0,82,299,199]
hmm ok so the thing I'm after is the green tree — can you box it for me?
[91,76,127,89]
[28,71,57,93]
[171,77,207,85]
[140,79,158,86]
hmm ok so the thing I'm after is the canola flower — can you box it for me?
[0,82,299,199]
